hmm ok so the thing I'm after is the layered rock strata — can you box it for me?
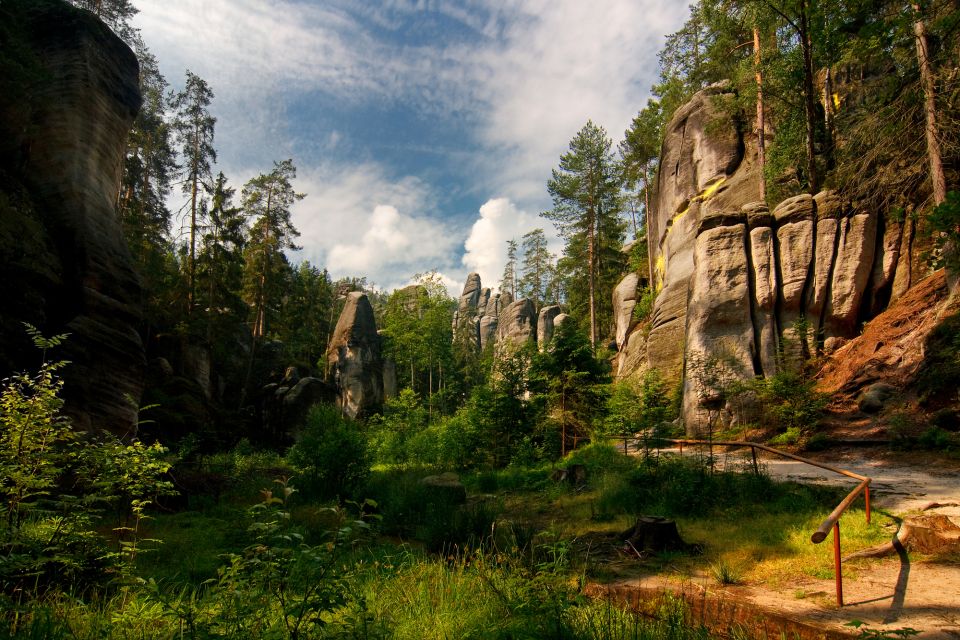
[453,274,559,353]
[629,84,923,433]
[326,292,384,418]
[0,0,145,435]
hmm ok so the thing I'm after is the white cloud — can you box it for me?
[134,1,688,293]
[461,197,559,293]
[461,1,689,207]
[286,162,460,291]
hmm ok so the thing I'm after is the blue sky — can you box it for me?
[134,0,688,295]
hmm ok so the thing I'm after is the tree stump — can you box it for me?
[620,516,694,555]
[551,464,587,487]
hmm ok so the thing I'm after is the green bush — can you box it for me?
[916,313,960,408]
[918,426,955,450]
[0,326,174,597]
[753,370,828,434]
[286,404,369,501]
[563,442,636,480]
[595,456,839,520]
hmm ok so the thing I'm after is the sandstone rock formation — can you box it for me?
[621,84,930,434]
[453,273,550,353]
[327,292,384,418]
[0,0,145,435]
[613,273,640,349]
[537,305,563,348]
[496,298,537,349]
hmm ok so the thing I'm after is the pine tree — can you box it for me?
[117,44,180,330]
[196,172,246,344]
[500,239,518,299]
[68,0,138,43]
[276,262,336,367]
[241,159,304,341]
[544,121,625,348]
[172,71,216,314]
[518,228,554,309]
[620,100,664,239]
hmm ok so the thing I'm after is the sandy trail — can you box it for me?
[620,443,960,637]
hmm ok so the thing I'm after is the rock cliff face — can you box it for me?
[453,274,554,354]
[326,292,384,418]
[0,0,145,435]
[626,84,927,433]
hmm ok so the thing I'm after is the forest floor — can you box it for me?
[603,444,960,639]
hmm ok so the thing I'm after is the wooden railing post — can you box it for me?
[865,485,871,525]
[750,446,759,476]
[833,521,844,607]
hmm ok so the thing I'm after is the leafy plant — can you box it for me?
[924,190,960,273]
[205,478,373,638]
[286,404,369,501]
[0,326,175,597]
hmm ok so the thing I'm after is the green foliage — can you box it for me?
[242,159,305,340]
[362,470,496,552]
[753,370,828,435]
[917,426,956,451]
[595,455,841,521]
[604,370,674,442]
[199,479,371,639]
[379,272,456,413]
[709,559,743,585]
[915,310,960,408]
[926,191,960,273]
[544,120,627,346]
[369,389,428,467]
[518,228,557,308]
[0,327,175,597]
[286,404,370,501]
[563,443,635,480]
[531,321,608,453]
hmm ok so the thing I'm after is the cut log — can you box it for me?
[620,516,696,556]
[844,514,960,561]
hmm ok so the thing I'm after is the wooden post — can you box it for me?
[865,485,871,525]
[623,436,628,455]
[833,522,844,607]
[751,446,760,476]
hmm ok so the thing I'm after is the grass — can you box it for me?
[2,445,894,638]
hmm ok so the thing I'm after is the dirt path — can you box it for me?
[620,443,960,638]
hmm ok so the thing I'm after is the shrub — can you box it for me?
[753,370,828,434]
[918,426,954,450]
[0,326,174,596]
[286,404,369,501]
[563,442,636,480]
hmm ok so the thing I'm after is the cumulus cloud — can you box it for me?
[283,162,460,292]
[461,198,559,292]
[326,204,458,286]
[135,1,687,293]
[461,1,689,206]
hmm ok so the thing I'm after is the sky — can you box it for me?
[133,0,688,296]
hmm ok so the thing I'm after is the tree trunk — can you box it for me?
[823,66,835,170]
[799,0,820,194]
[754,25,767,202]
[913,5,947,206]
[189,129,200,314]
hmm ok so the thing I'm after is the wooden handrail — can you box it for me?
[600,435,873,606]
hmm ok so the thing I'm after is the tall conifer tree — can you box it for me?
[172,71,216,314]
[544,121,625,348]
